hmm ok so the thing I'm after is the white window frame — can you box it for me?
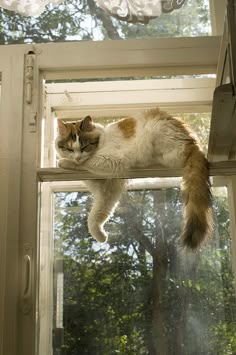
[0,46,26,355]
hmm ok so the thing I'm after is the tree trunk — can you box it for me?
[149,190,169,355]
[150,257,169,355]
[87,0,122,40]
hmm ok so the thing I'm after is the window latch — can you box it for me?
[25,52,35,105]
[29,111,37,132]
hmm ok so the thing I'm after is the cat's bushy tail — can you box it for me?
[85,179,126,243]
[181,144,214,250]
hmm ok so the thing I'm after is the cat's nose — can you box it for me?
[75,151,81,161]
[74,141,80,149]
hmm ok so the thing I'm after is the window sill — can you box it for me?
[37,161,236,182]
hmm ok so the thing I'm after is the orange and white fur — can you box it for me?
[56,108,213,250]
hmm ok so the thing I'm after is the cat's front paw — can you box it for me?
[58,158,78,170]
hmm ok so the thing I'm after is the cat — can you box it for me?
[55,107,213,250]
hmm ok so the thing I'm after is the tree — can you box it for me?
[53,184,236,355]
[0,0,211,44]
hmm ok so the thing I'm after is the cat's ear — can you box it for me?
[81,116,94,132]
[57,119,68,136]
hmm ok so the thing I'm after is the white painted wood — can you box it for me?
[227,0,236,91]
[215,21,229,87]
[37,176,230,193]
[0,45,45,355]
[209,0,227,35]
[46,78,216,93]
[209,1,236,163]
[53,105,212,119]
[208,84,236,162]
[17,51,41,355]
[38,183,53,355]
[35,37,221,79]
[0,47,25,355]
[37,161,236,182]
[0,55,9,355]
[44,179,181,193]
[51,88,213,112]
[47,78,215,114]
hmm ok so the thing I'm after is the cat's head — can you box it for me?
[55,116,101,163]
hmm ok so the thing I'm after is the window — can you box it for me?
[0,0,212,45]
[0,2,234,355]
[45,183,235,355]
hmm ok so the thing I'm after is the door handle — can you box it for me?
[23,255,31,296]
[21,244,33,315]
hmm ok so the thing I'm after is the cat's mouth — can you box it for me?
[74,152,82,161]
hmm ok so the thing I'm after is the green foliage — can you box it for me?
[0,0,211,44]
[210,322,236,355]
[118,0,210,39]
[179,112,211,152]
[53,186,236,355]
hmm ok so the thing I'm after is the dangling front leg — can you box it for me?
[85,179,126,242]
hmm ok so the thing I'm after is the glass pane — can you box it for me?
[49,184,236,355]
[1,0,211,45]
[177,112,210,153]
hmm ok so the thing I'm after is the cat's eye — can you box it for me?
[80,144,90,152]
[80,142,97,152]
[62,147,74,152]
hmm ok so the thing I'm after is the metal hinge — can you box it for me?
[25,51,38,132]
[25,51,35,105]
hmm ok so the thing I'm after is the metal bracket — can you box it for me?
[25,53,35,105]
[25,51,38,132]
[29,111,37,132]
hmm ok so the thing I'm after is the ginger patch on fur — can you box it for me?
[118,117,136,138]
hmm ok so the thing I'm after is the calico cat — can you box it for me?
[56,108,213,250]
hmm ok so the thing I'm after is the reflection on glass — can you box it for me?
[177,112,211,153]
[0,0,211,45]
[53,185,236,355]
